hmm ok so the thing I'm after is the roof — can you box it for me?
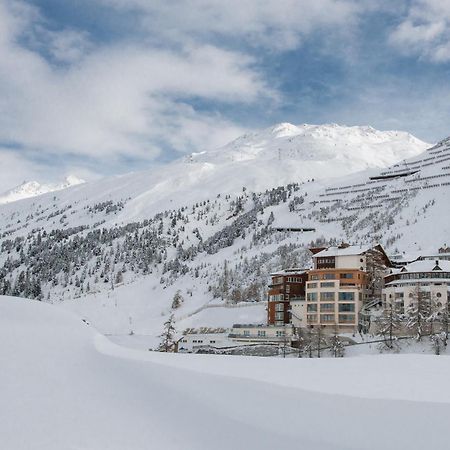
[314,244,372,258]
[400,260,450,273]
[270,268,309,276]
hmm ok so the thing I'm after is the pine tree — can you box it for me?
[171,290,184,309]
[157,314,177,352]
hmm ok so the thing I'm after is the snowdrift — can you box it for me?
[2,295,450,450]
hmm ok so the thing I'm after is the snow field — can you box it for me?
[3,295,450,450]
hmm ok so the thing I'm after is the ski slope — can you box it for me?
[2,295,450,450]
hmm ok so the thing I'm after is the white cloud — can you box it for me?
[389,0,450,62]
[0,0,271,177]
[104,0,365,51]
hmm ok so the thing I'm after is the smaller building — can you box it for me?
[383,260,450,313]
[267,269,308,326]
[178,328,230,353]
[229,324,294,344]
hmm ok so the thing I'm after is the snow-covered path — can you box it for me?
[2,295,449,450]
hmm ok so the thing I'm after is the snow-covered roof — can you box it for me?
[314,245,372,258]
[400,260,450,273]
[270,268,308,276]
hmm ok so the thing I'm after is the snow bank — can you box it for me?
[2,295,450,450]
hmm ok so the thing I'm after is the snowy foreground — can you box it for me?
[2,296,450,450]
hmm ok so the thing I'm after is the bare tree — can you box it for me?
[406,284,431,341]
[329,323,345,357]
[376,303,402,351]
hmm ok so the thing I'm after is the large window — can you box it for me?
[339,303,355,312]
[321,282,335,288]
[275,312,284,320]
[320,292,335,301]
[307,292,318,301]
[307,304,318,312]
[340,273,353,279]
[320,303,335,312]
[275,303,284,312]
[308,282,318,288]
[321,314,335,322]
[339,314,355,323]
[323,273,336,280]
[339,292,354,301]
[307,314,318,323]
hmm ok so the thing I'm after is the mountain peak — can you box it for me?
[0,175,85,205]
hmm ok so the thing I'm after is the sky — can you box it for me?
[1,0,450,191]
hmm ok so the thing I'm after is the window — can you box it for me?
[340,273,353,279]
[321,314,335,322]
[307,292,318,301]
[339,303,355,312]
[321,282,335,288]
[243,330,250,336]
[310,275,319,280]
[307,304,318,312]
[276,330,286,337]
[320,292,335,301]
[308,282,318,288]
[275,303,284,312]
[307,314,317,323]
[275,312,284,320]
[339,314,355,323]
[320,303,335,312]
[258,330,266,337]
[339,292,354,301]
[286,285,290,293]
[323,273,335,280]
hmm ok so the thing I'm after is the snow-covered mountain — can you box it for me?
[0,175,85,205]
[0,123,446,347]
[189,123,426,166]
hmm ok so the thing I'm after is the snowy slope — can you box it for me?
[2,295,450,450]
[0,125,447,344]
[0,175,85,205]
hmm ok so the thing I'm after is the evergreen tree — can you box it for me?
[171,290,184,309]
[157,314,177,352]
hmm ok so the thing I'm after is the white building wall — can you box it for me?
[178,333,230,352]
[335,255,366,270]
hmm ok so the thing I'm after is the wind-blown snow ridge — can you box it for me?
[0,175,85,205]
[3,295,450,450]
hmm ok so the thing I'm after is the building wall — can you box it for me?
[178,333,230,352]
[267,272,307,325]
[304,269,367,330]
[383,283,450,313]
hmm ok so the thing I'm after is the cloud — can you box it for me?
[103,0,365,51]
[0,1,272,173]
[389,0,450,62]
